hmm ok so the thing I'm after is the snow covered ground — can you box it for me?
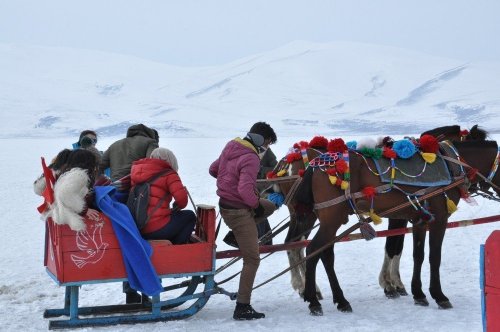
[2,133,500,332]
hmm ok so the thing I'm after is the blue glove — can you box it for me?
[267,192,285,208]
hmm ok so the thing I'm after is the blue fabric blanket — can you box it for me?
[95,186,163,296]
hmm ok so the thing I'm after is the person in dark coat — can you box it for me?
[99,124,159,304]
[100,124,159,181]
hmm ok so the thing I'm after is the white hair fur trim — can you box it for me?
[357,137,378,150]
[52,168,90,231]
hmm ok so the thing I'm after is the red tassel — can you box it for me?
[298,169,305,177]
[467,168,478,181]
[326,168,336,176]
[383,147,397,159]
[266,171,277,179]
[293,141,309,149]
[335,159,348,173]
[362,186,376,199]
[286,152,301,163]
[309,136,328,149]
[327,138,347,153]
[419,134,439,153]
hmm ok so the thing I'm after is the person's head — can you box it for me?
[150,147,178,171]
[78,130,98,148]
[49,149,72,171]
[249,122,277,148]
[61,149,99,183]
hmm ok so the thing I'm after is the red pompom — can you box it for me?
[293,141,309,149]
[309,136,328,149]
[419,134,439,153]
[460,129,469,137]
[266,171,277,179]
[327,138,347,153]
[335,159,348,173]
[383,147,397,159]
[362,186,376,198]
[298,169,305,177]
[326,168,337,176]
[286,152,301,163]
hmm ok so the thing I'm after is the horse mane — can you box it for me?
[421,125,460,138]
[466,124,488,141]
[452,140,498,149]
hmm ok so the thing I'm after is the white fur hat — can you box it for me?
[150,147,179,171]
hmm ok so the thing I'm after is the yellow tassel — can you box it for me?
[340,181,349,190]
[329,175,337,185]
[391,167,395,179]
[446,197,457,214]
[421,152,436,164]
[277,169,287,177]
[369,209,382,225]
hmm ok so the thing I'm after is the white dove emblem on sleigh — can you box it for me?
[71,220,109,269]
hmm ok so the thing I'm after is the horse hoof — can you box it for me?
[437,300,453,309]
[309,304,323,316]
[337,303,353,313]
[397,288,408,296]
[384,289,400,299]
[414,298,429,306]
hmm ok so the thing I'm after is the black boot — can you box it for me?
[233,302,265,320]
[126,291,142,304]
[223,231,239,248]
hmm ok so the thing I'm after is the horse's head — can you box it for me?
[453,140,500,197]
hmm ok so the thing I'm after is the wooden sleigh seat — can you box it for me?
[43,205,220,329]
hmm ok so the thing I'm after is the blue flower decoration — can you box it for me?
[392,139,416,159]
[346,141,357,150]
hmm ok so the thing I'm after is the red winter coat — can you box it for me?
[130,158,188,234]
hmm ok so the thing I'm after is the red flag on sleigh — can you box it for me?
[37,157,56,214]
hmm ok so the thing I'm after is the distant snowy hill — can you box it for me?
[1,41,499,138]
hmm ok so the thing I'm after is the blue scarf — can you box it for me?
[94,186,162,296]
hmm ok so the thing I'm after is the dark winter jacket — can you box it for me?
[130,158,188,234]
[258,147,277,179]
[100,124,159,181]
[209,138,260,209]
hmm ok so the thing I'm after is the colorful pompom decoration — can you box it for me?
[419,134,439,153]
[298,169,305,177]
[293,141,309,149]
[286,152,302,163]
[309,136,328,149]
[346,140,357,150]
[266,171,277,179]
[383,147,397,159]
[359,147,383,159]
[393,139,416,159]
[277,169,287,177]
[369,209,382,225]
[420,152,436,163]
[327,138,347,153]
[362,186,377,199]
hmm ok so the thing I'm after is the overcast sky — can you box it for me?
[1,0,499,66]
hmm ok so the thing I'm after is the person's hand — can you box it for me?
[267,192,285,207]
[253,203,265,218]
[85,208,100,221]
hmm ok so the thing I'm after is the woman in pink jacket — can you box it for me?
[209,122,277,320]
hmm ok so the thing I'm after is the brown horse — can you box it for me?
[277,126,469,299]
[295,134,500,315]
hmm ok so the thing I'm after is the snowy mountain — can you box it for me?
[1,41,499,139]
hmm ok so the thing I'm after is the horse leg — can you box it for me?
[320,245,352,312]
[304,235,324,316]
[411,223,429,306]
[428,216,452,309]
[287,248,305,296]
[379,218,408,298]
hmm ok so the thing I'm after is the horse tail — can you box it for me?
[294,167,314,215]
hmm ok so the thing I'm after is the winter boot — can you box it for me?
[223,231,239,248]
[126,291,142,304]
[233,302,265,320]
